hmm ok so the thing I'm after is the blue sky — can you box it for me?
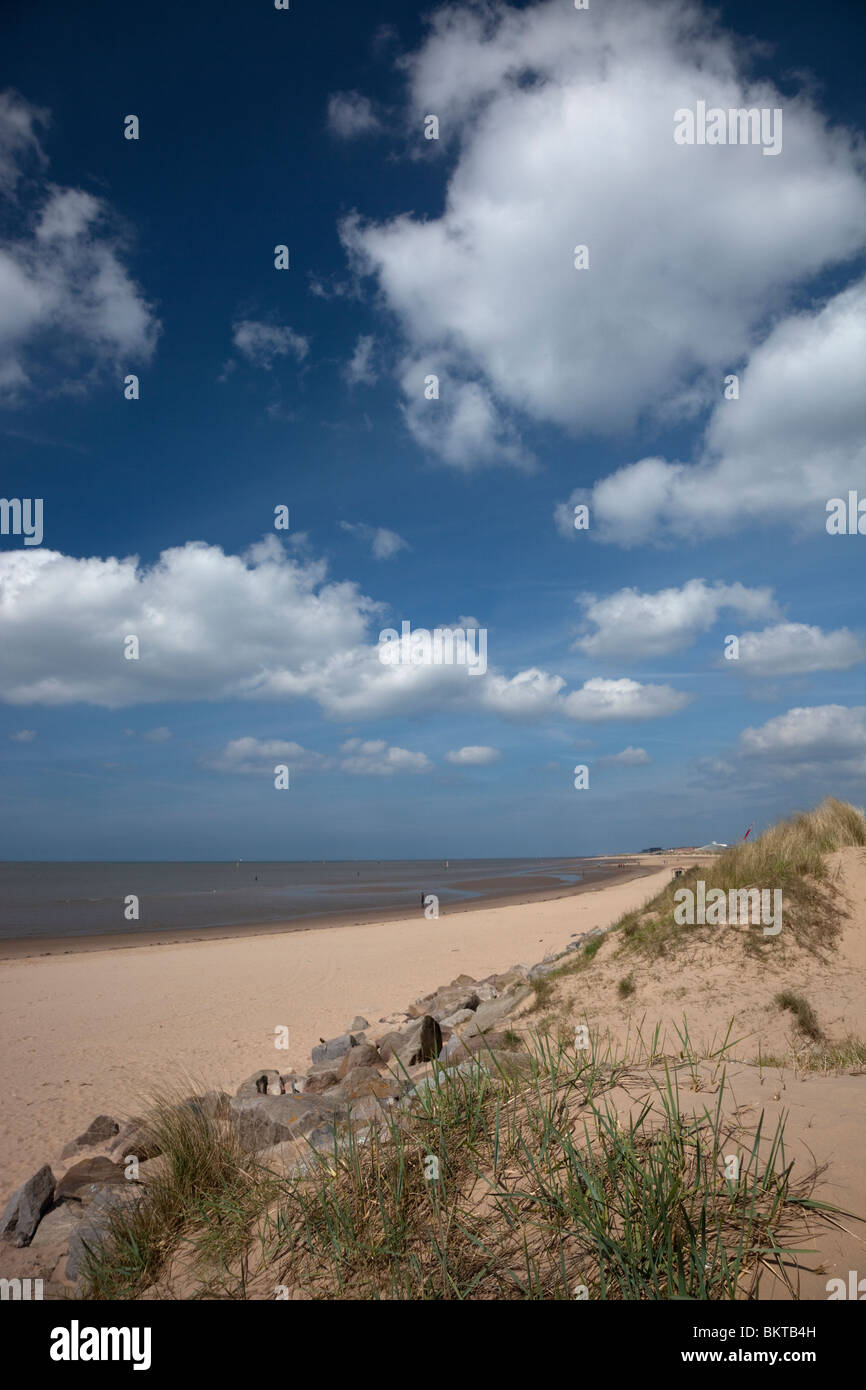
[1,0,865,859]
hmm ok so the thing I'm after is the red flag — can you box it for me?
[743,824,753,840]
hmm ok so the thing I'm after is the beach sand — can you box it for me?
[0,864,670,1196]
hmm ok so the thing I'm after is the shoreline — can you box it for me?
[0,861,660,961]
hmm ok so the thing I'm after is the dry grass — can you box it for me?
[614,798,866,961]
[80,1034,843,1302]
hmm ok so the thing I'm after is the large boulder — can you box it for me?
[109,1119,161,1164]
[389,1015,442,1070]
[0,1166,55,1247]
[236,1069,284,1098]
[408,985,480,1020]
[439,1031,510,1066]
[65,1187,137,1283]
[29,1200,86,1250]
[57,1158,129,1203]
[179,1091,231,1121]
[464,987,532,1038]
[311,1033,363,1065]
[60,1115,119,1159]
[377,1026,418,1063]
[336,1042,382,1079]
[229,1093,347,1151]
[302,1070,340,1095]
[440,1008,474,1028]
[341,1068,402,1102]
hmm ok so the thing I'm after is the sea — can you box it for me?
[0,857,614,943]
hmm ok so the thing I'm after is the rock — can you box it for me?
[302,1070,340,1095]
[474,983,499,1003]
[280,1073,302,1094]
[418,1015,443,1062]
[57,1158,129,1203]
[440,1008,474,1028]
[65,1188,135,1283]
[377,1025,419,1063]
[29,1200,86,1250]
[450,973,477,986]
[528,961,559,981]
[439,1031,510,1065]
[492,966,529,990]
[109,1120,161,1164]
[60,1115,119,1159]
[349,1094,396,1127]
[341,1068,401,1102]
[181,1091,231,1120]
[0,1166,55,1247]
[347,1016,369,1031]
[229,1093,347,1151]
[464,987,533,1038]
[390,1015,442,1069]
[336,1042,382,1079]
[254,1139,307,1175]
[409,984,480,1020]
[311,1033,362,1065]
[236,1069,284,1098]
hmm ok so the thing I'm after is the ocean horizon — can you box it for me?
[0,857,612,941]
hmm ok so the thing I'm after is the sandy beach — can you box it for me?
[0,864,671,1197]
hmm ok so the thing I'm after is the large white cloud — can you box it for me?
[0,92,159,396]
[579,274,866,543]
[0,537,690,726]
[738,705,866,773]
[575,579,777,659]
[727,623,865,677]
[342,0,866,467]
[0,536,378,707]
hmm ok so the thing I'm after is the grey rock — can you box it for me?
[336,1042,382,1078]
[58,1158,128,1203]
[411,984,480,1020]
[348,1016,369,1031]
[528,961,559,981]
[311,1033,362,1065]
[60,1115,120,1159]
[236,1069,284,1098]
[109,1119,161,1164]
[464,987,533,1038]
[29,1201,86,1250]
[303,1070,340,1094]
[440,1008,474,1028]
[180,1090,231,1121]
[349,1094,396,1128]
[0,1166,56,1247]
[229,1093,347,1151]
[377,1025,417,1063]
[65,1188,134,1283]
[393,1015,442,1067]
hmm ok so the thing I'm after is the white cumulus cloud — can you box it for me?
[340,738,432,775]
[575,579,778,659]
[727,623,865,676]
[445,745,502,765]
[342,0,866,468]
